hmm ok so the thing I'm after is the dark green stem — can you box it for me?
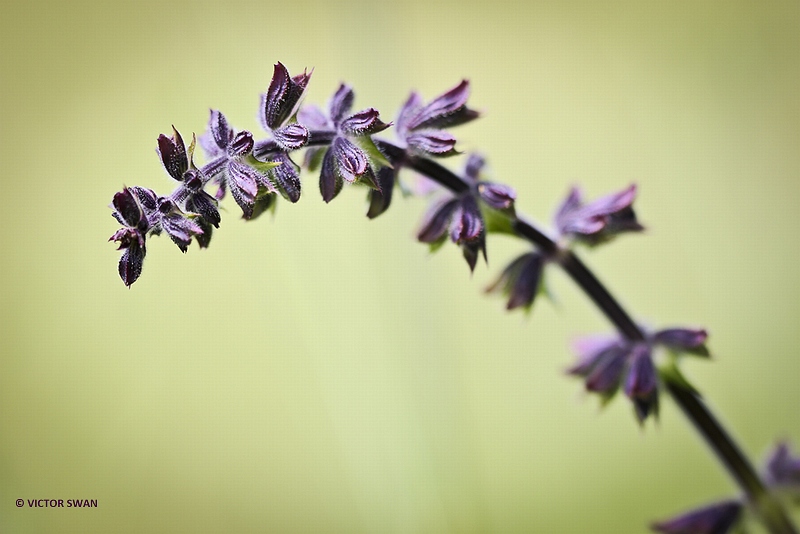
[551,248,645,342]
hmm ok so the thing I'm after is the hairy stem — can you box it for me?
[392,142,796,533]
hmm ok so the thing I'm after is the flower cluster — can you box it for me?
[417,153,516,271]
[554,184,643,245]
[298,85,390,202]
[395,80,479,156]
[568,327,709,422]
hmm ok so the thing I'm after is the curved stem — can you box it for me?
[390,144,796,533]
[555,249,645,341]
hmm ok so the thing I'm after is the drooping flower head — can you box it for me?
[298,84,390,202]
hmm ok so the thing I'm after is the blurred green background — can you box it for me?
[2,0,799,532]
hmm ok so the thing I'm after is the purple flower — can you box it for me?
[395,80,479,157]
[260,62,311,132]
[199,110,276,219]
[365,144,401,219]
[298,84,390,202]
[653,328,711,357]
[366,83,479,219]
[568,327,709,422]
[486,252,544,311]
[764,442,800,488]
[152,196,204,253]
[252,62,312,203]
[418,193,486,272]
[464,154,517,211]
[156,127,220,246]
[109,187,154,287]
[417,154,516,272]
[651,500,742,534]
[554,184,643,245]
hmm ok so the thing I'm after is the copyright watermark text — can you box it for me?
[16,499,97,508]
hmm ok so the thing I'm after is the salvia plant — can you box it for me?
[108,62,800,533]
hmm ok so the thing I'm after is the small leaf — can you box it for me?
[245,154,282,173]
[658,359,700,396]
[353,135,393,170]
[481,204,516,235]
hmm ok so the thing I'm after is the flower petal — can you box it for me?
[506,253,544,310]
[554,187,585,232]
[130,186,158,214]
[272,123,309,151]
[157,127,188,181]
[193,217,214,248]
[208,109,232,151]
[186,190,221,228]
[339,108,390,136]
[118,239,146,287]
[405,80,478,130]
[262,62,311,130]
[582,184,637,220]
[653,328,710,357]
[478,182,516,210]
[465,153,485,182]
[583,346,627,394]
[331,136,368,183]
[298,105,332,130]
[461,234,486,273]
[407,131,458,156]
[765,442,800,486]
[555,184,643,243]
[161,212,203,252]
[199,156,227,181]
[417,198,459,243]
[227,131,254,158]
[329,84,354,124]
[449,194,483,244]
[319,148,342,203]
[112,188,144,228]
[396,91,423,134]
[319,149,342,202]
[366,165,397,219]
[406,80,471,131]
[651,501,742,534]
[226,161,259,217]
[271,152,302,203]
[624,344,657,399]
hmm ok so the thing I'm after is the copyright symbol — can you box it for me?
[16,499,23,507]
